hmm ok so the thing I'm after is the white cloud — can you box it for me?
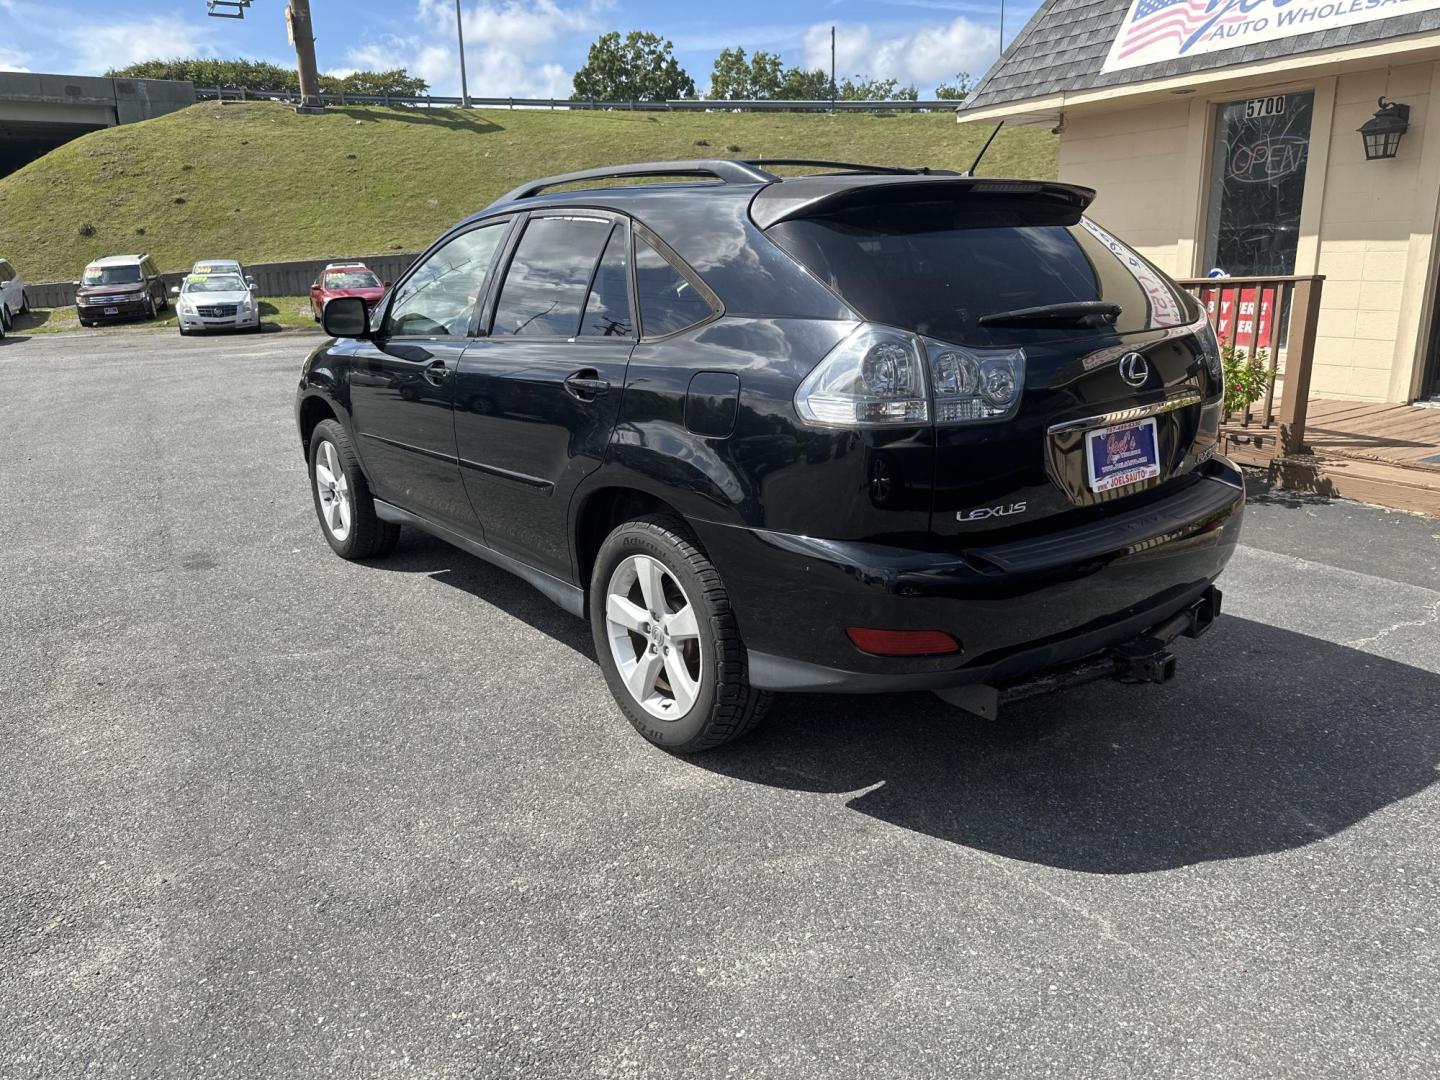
[67,16,206,74]
[0,43,32,73]
[803,17,999,92]
[342,0,603,99]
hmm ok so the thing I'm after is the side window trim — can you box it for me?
[482,208,629,343]
[632,222,722,342]
[378,215,515,340]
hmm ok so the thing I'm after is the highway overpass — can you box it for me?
[0,72,195,177]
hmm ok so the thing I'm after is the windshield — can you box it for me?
[184,274,247,293]
[325,270,380,289]
[766,202,1195,347]
[82,265,142,286]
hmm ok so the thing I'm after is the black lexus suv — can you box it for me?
[296,159,1243,752]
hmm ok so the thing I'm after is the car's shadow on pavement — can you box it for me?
[375,533,1439,874]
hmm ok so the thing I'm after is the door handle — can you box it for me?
[422,359,450,386]
[564,370,610,399]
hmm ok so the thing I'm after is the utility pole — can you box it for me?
[830,26,836,111]
[286,0,324,111]
[454,0,470,107]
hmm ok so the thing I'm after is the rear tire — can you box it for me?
[590,515,770,753]
[19,291,29,315]
[308,419,400,560]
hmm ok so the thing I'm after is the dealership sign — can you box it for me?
[1101,0,1440,73]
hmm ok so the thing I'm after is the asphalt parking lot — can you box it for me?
[2,328,1438,1079]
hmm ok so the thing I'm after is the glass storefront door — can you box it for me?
[1202,91,1315,278]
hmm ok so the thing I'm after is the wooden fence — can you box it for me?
[1175,275,1325,457]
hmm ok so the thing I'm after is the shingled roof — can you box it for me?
[962,0,1440,113]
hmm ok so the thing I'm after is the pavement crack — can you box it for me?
[1344,597,1440,649]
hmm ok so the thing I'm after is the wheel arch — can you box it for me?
[573,485,679,595]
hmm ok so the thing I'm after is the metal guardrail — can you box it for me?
[27,252,422,310]
[193,87,961,112]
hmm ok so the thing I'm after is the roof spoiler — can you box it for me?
[749,177,1097,230]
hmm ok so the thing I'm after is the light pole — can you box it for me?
[455,0,470,107]
[206,1,324,112]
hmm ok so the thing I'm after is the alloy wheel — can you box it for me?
[313,440,352,541]
[604,554,703,720]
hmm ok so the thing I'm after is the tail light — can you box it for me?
[795,322,1026,429]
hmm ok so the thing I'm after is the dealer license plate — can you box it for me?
[103,307,119,315]
[1085,417,1161,493]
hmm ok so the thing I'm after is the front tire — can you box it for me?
[19,291,29,315]
[590,515,770,753]
[308,419,400,559]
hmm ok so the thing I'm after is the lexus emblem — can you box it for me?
[1118,352,1150,387]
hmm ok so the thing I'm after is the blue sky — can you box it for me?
[0,0,1039,98]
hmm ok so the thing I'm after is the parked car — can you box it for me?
[295,159,1243,753]
[0,257,29,335]
[308,263,387,321]
[73,254,168,326]
[191,258,258,291]
[172,272,261,335]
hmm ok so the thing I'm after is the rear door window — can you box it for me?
[580,225,634,338]
[766,199,1193,347]
[491,216,613,338]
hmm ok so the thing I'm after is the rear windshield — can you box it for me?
[82,265,141,286]
[325,269,380,289]
[766,201,1194,347]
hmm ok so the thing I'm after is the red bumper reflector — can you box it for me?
[845,628,961,657]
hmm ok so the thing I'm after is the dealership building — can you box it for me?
[961,0,1440,405]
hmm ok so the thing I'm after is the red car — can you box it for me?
[309,264,388,322]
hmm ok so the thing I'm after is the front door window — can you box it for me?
[1202,90,1314,278]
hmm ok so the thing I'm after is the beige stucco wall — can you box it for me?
[1052,62,1440,403]
[1312,63,1439,401]
[1057,100,1195,275]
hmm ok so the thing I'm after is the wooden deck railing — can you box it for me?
[1175,274,1325,456]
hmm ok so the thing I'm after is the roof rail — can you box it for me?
[495,159,781,203]
[744,159,954,176]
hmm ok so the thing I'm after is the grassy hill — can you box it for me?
[0,101,1056,284]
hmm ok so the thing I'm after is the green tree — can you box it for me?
[836,76,917,101]
[572,31,696,102]
[106,58,429,97]
[777,67,831,100]
[708,47,787,99]
[933,72,971,101]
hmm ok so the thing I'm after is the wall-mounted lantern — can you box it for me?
[1359,98,1410,160]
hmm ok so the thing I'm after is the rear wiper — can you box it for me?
[977,301,1121,327]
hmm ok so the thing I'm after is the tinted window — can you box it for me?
[492,216,612,338]
[0,261,12,282]
[767,200,1192,347]
[386,223,506,338]
[636,239,713,337]
[580,226,634,338]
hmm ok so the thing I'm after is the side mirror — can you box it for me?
[170,286,181,295]
[71,280,81,287]
[322,295,370,339]
[382,280,392,288]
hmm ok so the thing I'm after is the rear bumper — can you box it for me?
[689,458,1245,692]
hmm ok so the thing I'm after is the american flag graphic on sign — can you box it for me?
[1114,0,1244,63]
[1101,0,1440,75]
